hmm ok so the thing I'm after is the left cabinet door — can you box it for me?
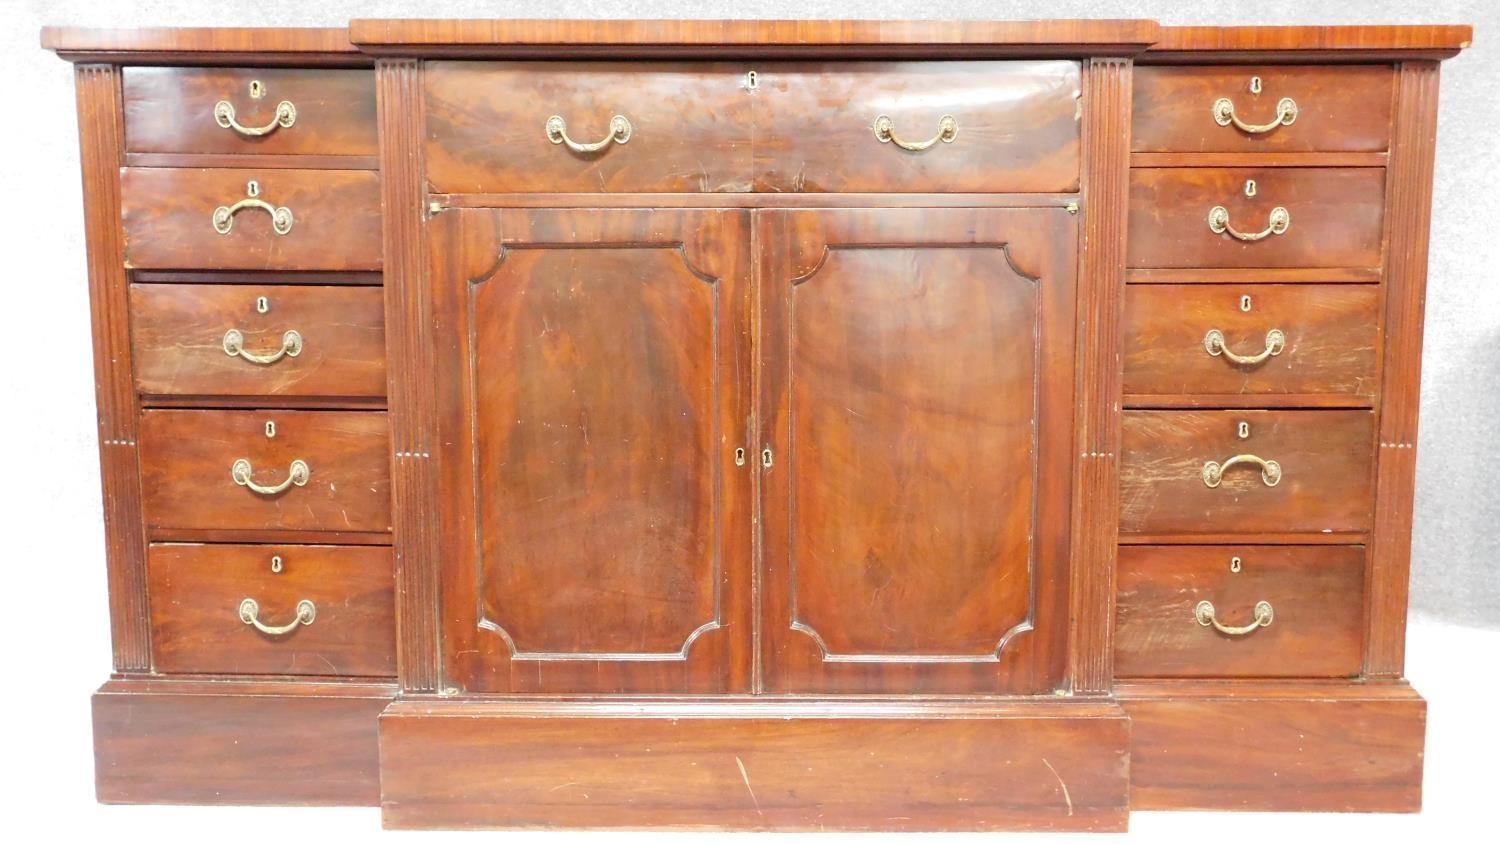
[429,208,753,694]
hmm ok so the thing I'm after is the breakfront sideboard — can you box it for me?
[42,19,1472,831]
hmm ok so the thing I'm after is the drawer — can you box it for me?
[1115,545,1364,678]
[752,61,1080,193]
[139,409,391,534]
[1122,284,1380,402]
[123,67,378,158]
[1133,65,1393,153]
[425,61,752,193]
[121,168,382,271]
[1128,167,1385,269]
[1119,410,1374,536]
[131,284,387,399]
[148,543,395,676]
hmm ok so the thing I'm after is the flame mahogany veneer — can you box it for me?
[43,18,1471,831]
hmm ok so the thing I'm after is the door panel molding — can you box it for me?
[430,208,752,694]
[758,208,1079,694]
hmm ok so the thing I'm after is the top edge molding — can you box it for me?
[40,20,1473,63]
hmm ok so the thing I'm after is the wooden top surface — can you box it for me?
[41,20,1473,61]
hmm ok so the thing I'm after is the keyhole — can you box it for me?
[1244,179,1257,198]
[746,70,759,90]
[1230,556,1242,573]
[1240,294,1253,312]
[761,447,774,468]
[256,295,270,314]
[734,447,746,466]
[1249,76,1263,94]
[249,79,265,99]
[265,420,277,439]
[1237,421,1250,439]
[246,180,260,198]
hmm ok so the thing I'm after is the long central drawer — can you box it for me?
[424,60,1081,194]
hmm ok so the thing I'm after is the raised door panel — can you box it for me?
[431,208,751,694]
[759,208,1077,694]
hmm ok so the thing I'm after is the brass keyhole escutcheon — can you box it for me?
[271,554,284,573]
[265,420,277,439]
[249,79,265,99]
[1240,294,1253,312]
[1230,555,1242,573]
[1249,76,1263,94]
[1238,421,1250,439]
[256,295,270,314]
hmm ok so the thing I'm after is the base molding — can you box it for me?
[88,680,1431,821]
[378,697,1131,831]
[92,678,395,806]
[1117,680,1427,812]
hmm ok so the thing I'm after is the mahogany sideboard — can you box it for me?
[42,18,1473,831]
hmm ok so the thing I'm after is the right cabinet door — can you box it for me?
[757,208,1078,694]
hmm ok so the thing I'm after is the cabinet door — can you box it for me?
[430,208,752,694]
[758,208,1077,694]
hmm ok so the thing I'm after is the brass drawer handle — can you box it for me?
[1203,328,1285,366]
[1208,206,1290,242]
[873,114,958,151]
[546,114,632,153]
[231,458,310,496]
[1202,454,1281,488]
[1195,600,1274,636]
[1213,96,1297,134]
[222,328,303,365]
[214,99,297,137]
[213,180,293,236]
[239,598,316,636]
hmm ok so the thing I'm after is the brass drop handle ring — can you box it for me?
[1204,328,1285,366]
[214,99,297,137]
[231,458,310,496]
[1202,454,1281,488]
[239,598,316,636]
[873,114,958,150]
[546,114,632,153]
[1213,96,1298,134]
[1196,600,1274,636]
[213,181,293,236]
[1208,206,1290,241]
[223,329,303,365]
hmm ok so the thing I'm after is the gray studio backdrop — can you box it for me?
[7,1,1495,628]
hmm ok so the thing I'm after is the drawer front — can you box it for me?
[1127,168,1385,269]
[123,67,378,157]
[139,409,391,533]
[1115,545,1364,678]
[131,284,386,398]
[149,543,395,676]
[425,61,752,193]
[1133,65,1393,153]
[121,168,382,270]
[753,61,1080,193]
[1122,284,1380,401]
[1119,410,1374,536]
